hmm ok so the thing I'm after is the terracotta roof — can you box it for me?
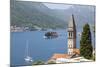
[73,48,80,55]
[51,53,70,59]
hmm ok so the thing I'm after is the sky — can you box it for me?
[43,3,73,9]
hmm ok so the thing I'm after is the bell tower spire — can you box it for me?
[67,14,76,55]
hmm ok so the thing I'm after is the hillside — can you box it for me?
[10,1,67,29]
[10,0,95,30]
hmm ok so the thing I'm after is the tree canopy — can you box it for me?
[80,23,93,59]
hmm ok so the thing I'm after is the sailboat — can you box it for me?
[24,40,33,62]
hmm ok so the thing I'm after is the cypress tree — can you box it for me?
[80,23,93,59]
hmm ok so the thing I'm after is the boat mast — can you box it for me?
[26,40,29,57]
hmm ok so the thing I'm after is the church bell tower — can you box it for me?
[67,14,76,55]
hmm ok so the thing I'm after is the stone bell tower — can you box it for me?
[67,14,76,55]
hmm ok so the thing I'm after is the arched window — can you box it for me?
[72,32,73,38]
[70,32,72,38]
[71,32,72,38]
[69,32,70,38]
[69,32,73,38]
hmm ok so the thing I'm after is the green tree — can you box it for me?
[80,23,93,59]
[33,60,45,65]
[48,61,56,64]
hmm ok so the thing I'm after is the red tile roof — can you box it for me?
[49,49,80,61]
[51,53,70,59]
[73,48,80,55]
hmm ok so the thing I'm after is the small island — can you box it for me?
[44,32,58,39]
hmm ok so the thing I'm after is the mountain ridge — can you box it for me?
[10,1,95,30]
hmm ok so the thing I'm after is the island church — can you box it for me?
[48,15,80,63]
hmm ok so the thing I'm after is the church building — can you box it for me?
[67,14,76,55]
[48,14,80,63]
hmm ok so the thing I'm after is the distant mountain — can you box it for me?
[10,1,67,29]
[42,5,95,29]
[10,0,95,30]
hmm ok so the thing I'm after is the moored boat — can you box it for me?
[24,40,33,63]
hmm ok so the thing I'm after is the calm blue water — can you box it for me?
[11,30,94,66]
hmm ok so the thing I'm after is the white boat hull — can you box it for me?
[24,56,33,62]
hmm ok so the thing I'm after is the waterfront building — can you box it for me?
[48,15,80,64]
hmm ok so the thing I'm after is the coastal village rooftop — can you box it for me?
[48,15,80,63]
[48,48,80,63]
